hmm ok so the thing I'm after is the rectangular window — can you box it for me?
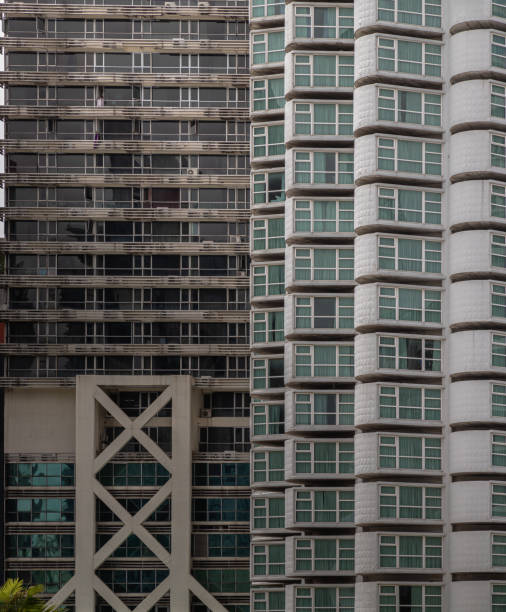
[252,263,285,296]
[294,150,354,185]
[378,37,442,77]
[252,357,284,390]
[295,391,354,426]
[493,534,506,566]
[492,133,506,167]
[252,77,284,112]
[492,184,506,218]
[253,542,285,577]
[294,247,354,281]
[294,53,354,88]
[294,5,354,40]
[378,0,441,27]
[294,586,355,612]
[294,199,354,233]
[192,569,249,593]
[6,498,75,522]
[252,401,284,436]
[295,295,354,330]
[493,433,506,466]
[493,0,506,18]
[493,483,506,517]
[492,83,506,119]
[294,440,354,475]
[294,344,354,378]
[492,584,506,611]
[378,137,442,175]
[378,236,442,273]
[493,383,506,417]
[493,33,506,69]
[7,534,74,559]
[294,102,353,136]
[379,336,442,372]
[252,496,285,529]
[379,435,442,470]
[493,334,506,368]
[253,171,285,206]
[7,463,74,487]
[379,534,442,569]
[251,0,285,18]
[493,284,506,319]
[379,286,441,324]
[192,497,249,522]
[378,186,442,225]
[253,218,285,251]
[253,590,285,612]
[294,488,354,524]
[379,485,442,520]
[294,538,354,572]
[252,31,284,65]
[379,585,442,611]
[253,449,284,483]
[379,385,441,421]
[252,311,284,344]
[378,87,442,126]
[253,124,285,158]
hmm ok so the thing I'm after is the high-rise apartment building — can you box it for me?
[0,0,252,609]
[249,0,506,610]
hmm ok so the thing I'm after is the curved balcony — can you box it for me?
[449,180,506,231]
[450,480,506,525]
[284,438,355,482]
[450,130,506,184]
[251,397,286,442]
[251,353,285,397]
[284,50,354,98]
[284,486,355,530]
[450,429,506,476]
[284,293,355,340]
[251,446,287,489]
[285,245,355,291]
[355,481,443,526]
[449,379,506,427]
[285,534,355,578]
[355,431,442,478]
[355,133,442,187]
[355,332,443,382]
[250,28,285,76]
[355,232,443,283]
[355,582,444,612]
[355,381,442,428]
[449,329,506,379]
[250,215,285,259]
[451,582,504,612]
[354,83,442,138]
[251,491,292,534]
[449,0,506,31]
[450,80,505,133]
[449,230,505,281]
[449,279,506,331]
[284,3,354,51]
[284,340,355,387]
[285,196,355,244]
[355,0,442,38]
[450,531,505,574]
[356,531,443,576]
[354,183,443,234]
[450,29,506,83]
[284,99,354,146]
[355,283,443,333]
[355,33,443,88]
[284,388,355,434]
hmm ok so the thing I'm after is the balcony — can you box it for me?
[449,330,506,379]
[285,535,355,578]
[450,29,506,82]
[285,196,354,243]
[450,131,506,183]
[284,3,354,50]
[284,293,355,340]
[284,486,354,529]
[284,340,355,386]
[450,430,506,476]
[284,50,354,98]
[284,438,355,482]
[285,245,355,291]
[284,388,355,433]
[449,379,506,427]
[450,531,505,574]
[449,180,506,231]
[450,480,506,525]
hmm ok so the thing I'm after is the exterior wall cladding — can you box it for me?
[249,0,506,610]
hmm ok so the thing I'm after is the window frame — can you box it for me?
[293,101,353,137]
[378,285,442,324]
[293,294,354,331]
[293,198,354,234]
[378,384,442,422]
[293,149,354,186]
[252,216,285,252]
[251,0,285,19]
[377,36,442,77]
[293,390,354,427]
[377,86,442,127]
[252,448,285,484]
[378,433,442,471]
[252,494,285,530]
[292,487,355,525]
[252,400,285,437]
[252,540,286,577]
[379,533,442,570]
[379,483,442,521]
[252,262,285,297]
[377,185,442,225]
[292,536,355,573]
[293,246,354,282]
[377,0,442,28]
[293,52,354,89]
[252,310,284,345]
[378,235,442,274]
[293,585,355,612]
[292,4,354,41]
[292,439,354,476]
[252,123,285,159]
[378,334,442,373]
[378,584,443,611]
[251,76,285,113]
[252,169,285,207]
[377,136,442,176]
[252,30,285,66]
[252,355,284,390]
[293,343,354,379]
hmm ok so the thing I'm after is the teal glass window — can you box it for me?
[252,31,284,65]
[378,87,441,126]
[379,435,441,470]
[493,534,506,566]
[492,83,506,118]
[378,236,442,273]
[294,344,354,378]
[252,496,284,529]
[97,462,170,486]
[378,0,441,27]
[295,586,355,612]
[6,498,74,522]
[378,186,442,224]
[192,569,249,593]
[294,440,354,475]
[493,383,506,417]
[252,356,284,390]
[379,385,441,420]
[252,263,284,296]
[252,217,285,251]
[492,584,506,611]
[294,537,354,572]
[294,5,354,39]
[295,295,354,330]
[253,171,285,206]
[251,0,284,18]
[294,488,354,523]
[253,590,285,611]
[252,77,284,112]
[192,497,249,522]
[379,534,442,569]
[493,33,506,69]
[253,124,285,158]
[294,247,354,281]
[192,462,249,486]
[379,584,442,611]
[379,485,442,519]
[7,534,74,558]
[294,199,354,233]
[378,37,441,76]
[253,542,285,577]
[294,391,354,426]
[253,449,284,483]
[294,53,354,88]
[7,462,74,487]
[378,137,442,175]
[378,286,442,323]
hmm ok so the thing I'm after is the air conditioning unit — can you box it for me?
[164,2,177,6]
[200,409,212,418]
[199,1,210,6]
[187,168,199,175]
